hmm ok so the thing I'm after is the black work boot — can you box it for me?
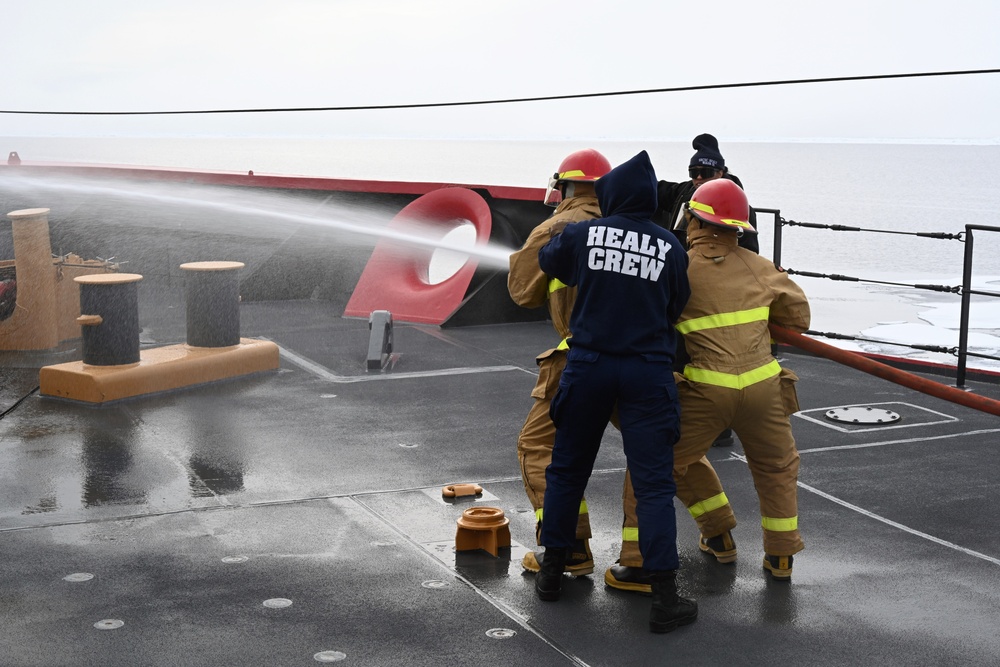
[534,546,568,601]
[648,571,698,633]
[604,562,652,594]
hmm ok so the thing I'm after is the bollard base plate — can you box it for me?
[39,338,279,404]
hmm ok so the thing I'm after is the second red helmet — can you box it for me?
[687,179,756,233]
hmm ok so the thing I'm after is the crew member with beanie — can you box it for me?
[655,133,759,254]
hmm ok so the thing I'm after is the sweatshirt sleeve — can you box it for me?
[538,225,578,287]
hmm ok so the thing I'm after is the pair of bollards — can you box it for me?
[76,261,244,366]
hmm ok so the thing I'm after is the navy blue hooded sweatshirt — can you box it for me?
[538,150,690,356]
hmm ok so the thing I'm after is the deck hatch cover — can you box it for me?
[825,406,901,425]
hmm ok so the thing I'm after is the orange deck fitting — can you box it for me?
[454,506,511,557]
[39,338,280,404]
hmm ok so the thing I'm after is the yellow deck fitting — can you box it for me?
[441,483,483,498]
[39,338,280,404]
[454,506,510,557]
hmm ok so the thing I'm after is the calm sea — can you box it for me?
[3,136,1000,366]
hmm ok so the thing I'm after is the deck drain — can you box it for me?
[314,651,347,662]
[263,598,293,608]
[221,556,248,563]
[63,573,94,582]
[421,580,449,589]
[486,628,517,639]
[825,406,901,425]
[94,619,124,630]
[398,442,419,448]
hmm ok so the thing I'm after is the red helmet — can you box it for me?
[544,148,612,206]
[687,179,756,233]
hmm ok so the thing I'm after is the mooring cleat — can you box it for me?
[763,554,793,581]
[698,531,738,563]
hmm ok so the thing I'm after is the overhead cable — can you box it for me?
[0,68,997,116]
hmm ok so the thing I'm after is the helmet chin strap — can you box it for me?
[563,182,577,199]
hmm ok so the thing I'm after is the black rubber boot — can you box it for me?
[535,546,568,601]
[648,571,698,633]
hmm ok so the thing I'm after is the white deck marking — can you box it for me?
[276,343,525,382]
[797,428,1000,454]
[731,452,1000,567]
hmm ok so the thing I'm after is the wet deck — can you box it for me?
[2,295,999,666]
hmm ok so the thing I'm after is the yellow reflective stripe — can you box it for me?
[689,200,715,215]
[548,277,568,294]
[676,306,770,334]
[684,359,781,389]
[536,500,588,522]
[687,492,730,518]
[761,516,798,532]
[559,169,586,179]
[622,527,639,542]
[687,200,753,228]
[556,338,570,351]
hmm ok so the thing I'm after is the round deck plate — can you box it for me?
[825,406,901,424]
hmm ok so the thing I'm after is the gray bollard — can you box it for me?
[179,261,245,348]
[75,273,143,366]
[367,310,393,371]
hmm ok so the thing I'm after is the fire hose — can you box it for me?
[768,324,1000,418]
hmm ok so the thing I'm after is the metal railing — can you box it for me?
[753,208,1000,389]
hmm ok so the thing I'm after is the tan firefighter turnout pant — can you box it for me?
[620,369,804,561]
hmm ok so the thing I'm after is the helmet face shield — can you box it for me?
[543,174,563,207]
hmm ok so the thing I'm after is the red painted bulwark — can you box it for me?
[343,187,492,325]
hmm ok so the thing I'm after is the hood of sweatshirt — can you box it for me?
[595,150,658,220]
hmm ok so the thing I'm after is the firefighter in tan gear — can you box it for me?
[508,148,608,575]
[510,149,733,580]
[674,178,809,580]
[608,179,808,586]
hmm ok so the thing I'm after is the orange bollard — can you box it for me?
[454,506,511,557]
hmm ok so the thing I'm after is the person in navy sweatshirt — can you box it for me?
[533,150,697,634]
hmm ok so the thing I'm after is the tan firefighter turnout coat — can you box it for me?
[673,221,811,556]
[508,195,602,539]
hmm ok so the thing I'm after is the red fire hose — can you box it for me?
[769,324,1000,418]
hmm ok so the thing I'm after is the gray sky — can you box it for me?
[2,0,998,141]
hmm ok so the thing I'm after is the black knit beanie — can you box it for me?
[689,133,725,170]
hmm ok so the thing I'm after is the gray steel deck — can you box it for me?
[2,294,999,666]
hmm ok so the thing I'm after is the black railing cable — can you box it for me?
[785,269,961,294]
[0,68,997,116]
[804,330,963,357]
[782,218,964,241]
